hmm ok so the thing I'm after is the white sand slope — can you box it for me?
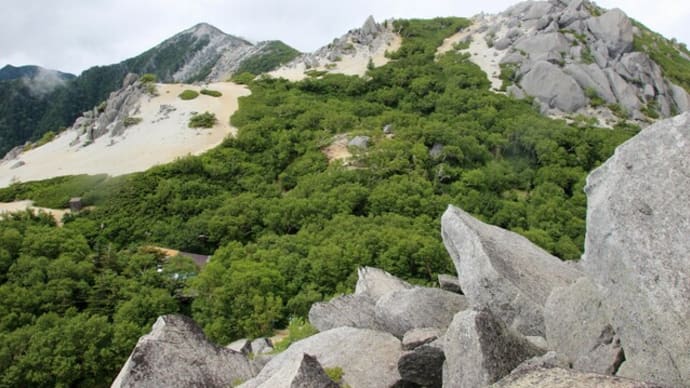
[0,82,249,188]
[437,17,506,91]
[269,34,401,82]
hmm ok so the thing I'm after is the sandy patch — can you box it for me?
[322,134,352,164]
[269,33,401,82]
[0,200,70,225]
[0,82,249,188]
[437,17,506,91]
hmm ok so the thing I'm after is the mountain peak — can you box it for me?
[186,22,226,38]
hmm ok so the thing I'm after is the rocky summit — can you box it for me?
[449,0,690,125]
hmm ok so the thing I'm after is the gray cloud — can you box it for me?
[1,0,688,75]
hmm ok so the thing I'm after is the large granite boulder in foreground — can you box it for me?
[582,112,690,387]
[111,315,255,388]
[239,327,403,388]
[544,277,624,375]
[441,206,582,336]
[443,308,545,388]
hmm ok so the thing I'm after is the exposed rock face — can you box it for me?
[402,327,442,350]
[521,61,587,112]
[452,0,690,123]
[375,287,467,338]
[582,113,690,387]
[491,367,664,388]
[398,342,445,387]
[308,293,378,332]
[510,351,571,375]
[348,135,370,149]
[441,205,582,336]
[355,266,412,301]
[111,315,254,388]
[249,353,338,388]
[240,327,403,388]
[545,277,624,375]
[68,73,144,145]
[148,23,297,82]
[586,9,634,58]
[443,308,545,388]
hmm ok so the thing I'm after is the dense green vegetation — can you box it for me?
[200,88,223,97]
[178,89,200,100]
[0,17,638,385]
[235,41,301,75]
[188,112,218,128]
[0,211,194,386]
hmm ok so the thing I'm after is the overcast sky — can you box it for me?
[2,0,689,75]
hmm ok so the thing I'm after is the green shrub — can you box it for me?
[179,89,200,100]
[124,116,143,127]
[231,72,255,85]
[271,317,318,353]
[139,73,157,83]
[188,111,217,128]
[585,87,605,108]
[324,366,344,382]
[200,89,222,97]
[35,130,56,147]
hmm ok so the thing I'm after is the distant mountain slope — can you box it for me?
[0,65,75,82]
[0,23,298,157]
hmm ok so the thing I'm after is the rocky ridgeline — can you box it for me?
[111,112,688,387]
[456,0,690,125]
[269,16,399,79]
[68,73,145,146]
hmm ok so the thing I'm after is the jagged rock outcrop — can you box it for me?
[308,294,378,332]
[374,287,467,338]
[70,73,144,145]
[544,277,624,375]
[453,0,690,123]
[443,308,545,388]
[269,16,399,80]
[354,266,412,301]
[248,353,338,388]
[521,61,587,112]
[441,205,582,336]
[111,315,255,388]
[582,113,690,387]
[239,327,404,388]
[491,367,664,388]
